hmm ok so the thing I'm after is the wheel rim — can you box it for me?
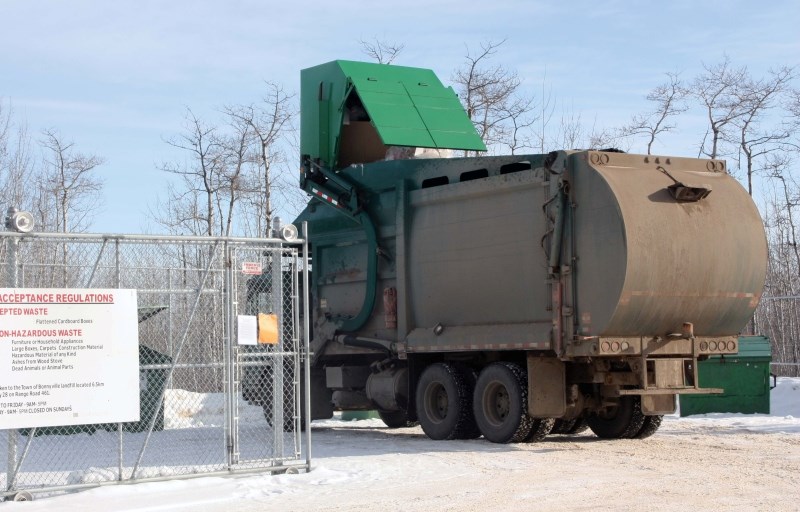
[482,380,509,426]
[424,382,448,424]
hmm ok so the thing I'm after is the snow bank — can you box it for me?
[771,376,800,417]
[668,377,800,434]
[163,389,265,429]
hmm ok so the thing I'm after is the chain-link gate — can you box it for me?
[0,229,311,500]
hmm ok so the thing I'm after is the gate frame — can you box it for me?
[0,225,312,501]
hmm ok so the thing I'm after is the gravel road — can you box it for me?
[250,418,799,512]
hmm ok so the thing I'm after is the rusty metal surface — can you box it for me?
[527,356,567,418]
[571,152,767,338]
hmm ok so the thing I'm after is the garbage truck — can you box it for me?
[249,60,768,443]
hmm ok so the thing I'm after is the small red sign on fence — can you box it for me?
[241,262,262,275]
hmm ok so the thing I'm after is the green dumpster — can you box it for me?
[680,335,772,416]
[22,345,171,436]
[104,344,171,432]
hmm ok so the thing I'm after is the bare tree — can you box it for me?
[755,155,800,374]
[151,180,204,235]
[690,56,749,159]
[359,37,405,64]
[151,92,300,380]
[452,40,537,154]
[621,72,688,154]
[0,101,37,214]
[547,106,623,151]
[217,117,252,237]
[0,101,9,164]
[38,129,104,232]
[789,87,800,124]
[155,82,301,238]
[730,66,795,195]
[767,155,800,273]
[156,109,226,236]
[535,69,557,153]
[497,95,539,155]
[224,82,297,237]
[556,108,584,150]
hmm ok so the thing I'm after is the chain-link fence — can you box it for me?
[0,229,310,501]
[754,297,800,377]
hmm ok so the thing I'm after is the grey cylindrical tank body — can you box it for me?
[570,152,767,337]
[304,151,766,350]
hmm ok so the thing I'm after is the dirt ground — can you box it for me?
[253,419,800,512]
[9,415,798,511]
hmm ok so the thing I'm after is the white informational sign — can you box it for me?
[237,315,257,346]
[0,289,140,429]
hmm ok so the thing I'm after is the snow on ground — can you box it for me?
[5,378,800,512]
[163,389,265,429]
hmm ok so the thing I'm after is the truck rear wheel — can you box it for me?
[415,363,476,440]
[550,418,576,435]
[587,396,646,439]
[552,416,589,435]
[566,416,589,435]
[473,362,533,444]
[523,418,555,442]
[452,363,481,439]
[633,414,663,439]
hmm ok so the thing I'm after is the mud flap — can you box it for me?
[641,394,676,415]
[643,359,681,415]
[527,355,566,418]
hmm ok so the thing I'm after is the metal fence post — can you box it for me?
[5,237,19,492]
[224,242,237,468]
[302,222,312,471]
[167,268,173,388]
[291,251,301,456]
[272,247,285,460]
[114,239,125,481]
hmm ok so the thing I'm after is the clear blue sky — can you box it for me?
[1,0,798,234]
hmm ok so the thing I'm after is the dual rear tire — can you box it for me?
[586,396,663,439]
[472,362,536,443]
[415,363,480,440]
[416,362,552,444]
[415,362,663,443]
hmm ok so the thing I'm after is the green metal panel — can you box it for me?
[352,77,484,150]
[733,336,772,358]
[680,336,772,416]
[300,60,485,169]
